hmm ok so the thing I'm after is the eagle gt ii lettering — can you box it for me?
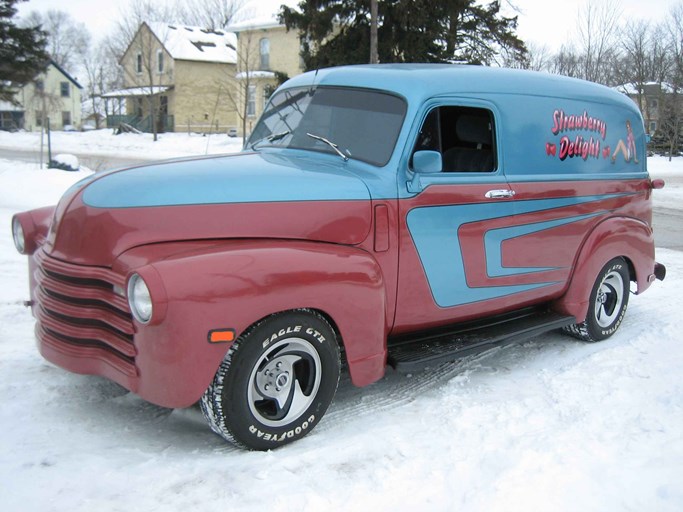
[12,65,666,450]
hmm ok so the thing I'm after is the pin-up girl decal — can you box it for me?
[611,120,638,164]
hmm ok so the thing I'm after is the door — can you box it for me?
[394,102,550,333]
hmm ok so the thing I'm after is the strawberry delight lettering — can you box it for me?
[559,135,601,161]
[551,110,607,140]
[549,109,609,162]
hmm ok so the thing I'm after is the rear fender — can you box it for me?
[114,239,388,408]
[553,216,655,323]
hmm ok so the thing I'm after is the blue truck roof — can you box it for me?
[283,64,636,112]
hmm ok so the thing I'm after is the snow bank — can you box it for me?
[0,129,244,161]
[0,153,682,511]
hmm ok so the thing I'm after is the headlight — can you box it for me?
[127,273,153,324]
[12,217,26,254]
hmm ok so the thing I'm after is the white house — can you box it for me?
[0,60,83,131]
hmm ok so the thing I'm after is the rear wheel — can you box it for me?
[564,258,630,342]
[200,310,340,450]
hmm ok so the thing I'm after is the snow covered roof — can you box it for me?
[228,0,299,32]
[235,70,276,80]
[147,22,237,64]
[614,82,675,95]
[101,86,172,98]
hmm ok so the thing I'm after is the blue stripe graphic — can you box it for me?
[484,212,603,277]
[407,194,626,308]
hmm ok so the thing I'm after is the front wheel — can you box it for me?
[564,257,630,342]
[200,310,340,450]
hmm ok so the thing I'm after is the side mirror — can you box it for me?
[413,150,442,174]
[408,151,442,193]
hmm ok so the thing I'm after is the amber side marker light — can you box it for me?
[208,329,236,344]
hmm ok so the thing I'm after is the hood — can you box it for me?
[46,151,373,266]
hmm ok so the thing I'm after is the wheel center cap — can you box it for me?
[276,373,290,388]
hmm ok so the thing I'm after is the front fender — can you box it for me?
[114,240,388,408]
[553,216,655,323]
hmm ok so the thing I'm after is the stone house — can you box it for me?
[104,22,239,134]
[0,59,82,131]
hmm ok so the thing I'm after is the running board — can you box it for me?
[387,309,575,372]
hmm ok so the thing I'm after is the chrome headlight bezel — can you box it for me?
[127,273,153,324]
[12,216,26,254]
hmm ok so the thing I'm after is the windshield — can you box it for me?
[246,86,407,166]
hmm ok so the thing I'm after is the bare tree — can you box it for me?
[20,10,90,74]
[647,25,671,86]
[221,29,258,144]
[574,0,620,84]
[549,45,581,78]
[174,0,245,30]
[108,0,177,57]
[82,41,123,128]
[522,42,552,72]
[619,21,652,122]
[27,79,64,131]
[661,3,683,159]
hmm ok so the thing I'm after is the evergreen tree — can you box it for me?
[280,0,527,70]
[0,0,49,103]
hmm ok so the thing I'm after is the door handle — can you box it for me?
[485,189,515,199]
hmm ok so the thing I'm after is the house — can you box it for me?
[104,22,238,134]
[0,60,82,131]
[615,81,677,136]
[228,0,303,133]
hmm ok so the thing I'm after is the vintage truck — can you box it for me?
[12,64,666,450]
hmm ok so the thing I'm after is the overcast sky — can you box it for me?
[15,0,681,50]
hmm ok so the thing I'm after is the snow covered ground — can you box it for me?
[0,128,244,165]
[0,132,682,511]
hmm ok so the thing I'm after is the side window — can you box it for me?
[259,38,270,70]
[412,106,496,172]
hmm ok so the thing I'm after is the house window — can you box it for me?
[136,52,143,74]
[157,49,164,73]
[60,82,70,98]
[35,111,43,127]
[0,111,24,130]
[247,85,256,117]
[35,80,44,92]
[649,121,657,133]
[62,111,71,127]
[259,38,270,70]
[649,99,658,109]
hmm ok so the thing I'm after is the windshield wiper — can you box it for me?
[306,133,349,161]
[249,130,291,150]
